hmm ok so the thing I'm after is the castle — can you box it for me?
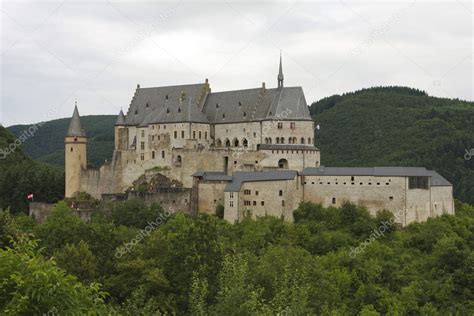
[65,56,454,225]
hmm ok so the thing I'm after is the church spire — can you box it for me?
[277,51,284,89]
[67,102,85,137]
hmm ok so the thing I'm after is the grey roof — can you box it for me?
[125,83,207,126]
[67,105,85,137]
[429,171,452,186]
[124,81,311,126]
[192,171,233,181]
[259,144,319,151]
[225,170,298,192]
[203,86,310,123]
[115,110,126,125]
[301,167,452,186]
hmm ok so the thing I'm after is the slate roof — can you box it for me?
[67,105,86,137]
[115,110,126,126]
[301,167,452,186]
[124,82,311,126]
[224,170,298,192]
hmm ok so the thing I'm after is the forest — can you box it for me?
[1,198,473,315]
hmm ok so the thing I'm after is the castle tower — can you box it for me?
[277,52,284,89]
[114,109,128,150]
[65,104,87,197]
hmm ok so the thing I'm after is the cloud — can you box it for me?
[1,0,472,126]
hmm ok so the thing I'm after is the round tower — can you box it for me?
[65,103,87,197]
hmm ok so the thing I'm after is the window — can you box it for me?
[140,142,145,150]
[389,196,394,201]
[255,191,259,196]
[279,190,283,196]
[253,201,256,206]
[199,131,202,139]
[216,103,219,109]
[332,197,336,204]
[244,200,251,206]
[277,122,283,129]
[290,122,295,129]
[351,176,355,181]
[300,137,305,144]
[152,151,155,159]
[261,201,264,206]
[230,192,234,199]
[141,130,145,137]
[205,132,208,139]
[161,151,165,159]
[181,131,185,138]
[140,153,144,161]
[409,176,429,189]
[174,131,177,139]
[165,94,168,100]
[146,102,149,108]
[193,131,196,139]
[230,201,234,207]
[282,200,285,207]
[70,147,73,152]
[244,189,251,195]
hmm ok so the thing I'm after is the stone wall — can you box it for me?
[196,181,227,214]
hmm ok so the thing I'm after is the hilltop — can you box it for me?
[311,86,474,204]
[8,115,116,167]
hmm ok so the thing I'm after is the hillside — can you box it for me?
[0,126,64,213]
[311,86,474,204]
[8,115,116,167]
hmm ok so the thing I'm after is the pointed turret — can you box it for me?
[67,104,85,137]
[277,51,284,89]
[115,109,126,126]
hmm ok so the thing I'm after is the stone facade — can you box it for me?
[65,59,454,225]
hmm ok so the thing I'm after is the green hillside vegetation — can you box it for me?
[0,127,64,213]
[1,199,473,314]
[8,115,116,167]
[311,86,474,204]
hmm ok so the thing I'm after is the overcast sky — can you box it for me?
[1,0,472,126]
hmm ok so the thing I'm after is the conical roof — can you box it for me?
[67,105,85,137]
[115,109,126,125]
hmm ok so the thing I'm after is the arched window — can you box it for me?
[269,138,272,144]
[293,137,297,144]
[242,138,248,147]
[300,137,305,144]
[308,137,311,144]
[225,139,231,147]
[233,138,239,147]
[177,155,182,163]
[276,138,280,144]
[280,137,284,144]
[216,139,222,147]
[288,137,292,144]
[278,158,288,169]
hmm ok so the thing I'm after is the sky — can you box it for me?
[0,0,472,126]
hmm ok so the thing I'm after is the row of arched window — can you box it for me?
[216,138,249,148]
[264,137,312,144]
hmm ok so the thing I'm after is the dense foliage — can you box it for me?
[1,198,473,315]
[311,86,474,204]
[0,127,64,213]
[7,115,116,167]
